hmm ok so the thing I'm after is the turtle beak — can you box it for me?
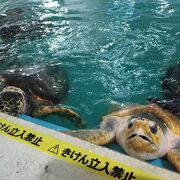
[128,133,152,144]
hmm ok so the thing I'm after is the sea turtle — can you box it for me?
[63,104,180,173]
[147,62,180,117]
[0,7,46,39]
[0,65,85,127]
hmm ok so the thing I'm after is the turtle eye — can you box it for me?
[150,125,158,134]
[128,121,134,129]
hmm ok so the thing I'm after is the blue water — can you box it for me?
[0,0,180,127]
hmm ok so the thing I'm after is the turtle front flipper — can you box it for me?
[63,129,115,145]
[167,148,180,173]
[32,106,86,128]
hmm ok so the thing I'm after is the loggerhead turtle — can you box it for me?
[63,104,180,173]
[0,65,85,127]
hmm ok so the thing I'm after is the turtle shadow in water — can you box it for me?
[147,61,180,117]
[0,64,85,128]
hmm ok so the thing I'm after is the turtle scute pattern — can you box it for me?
[0,91,24,116]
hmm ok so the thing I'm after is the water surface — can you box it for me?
[0,0,180,129]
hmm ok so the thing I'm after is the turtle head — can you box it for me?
[0,86,28,116]
[116,112,169,160]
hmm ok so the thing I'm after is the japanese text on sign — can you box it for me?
[0,118,163,180]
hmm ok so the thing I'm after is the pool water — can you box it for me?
[1,0,180,129]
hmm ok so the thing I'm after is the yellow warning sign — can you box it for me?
[48,144,59,154]
[0,118,163,180]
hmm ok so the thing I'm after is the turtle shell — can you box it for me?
[0,64,69,104]
[0,7,46,39]
[147,62,180,117]
[161,62,180,100]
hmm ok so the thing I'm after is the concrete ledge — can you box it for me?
[0,112,179,180]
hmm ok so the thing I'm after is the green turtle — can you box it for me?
[0,65,85,127]
[147,62,180,117]
[0,7,46,39]
[63,104,180,173]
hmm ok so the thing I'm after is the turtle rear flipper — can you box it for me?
[167,148,180,173]
[32,106,86,128]
[63,129,115,145]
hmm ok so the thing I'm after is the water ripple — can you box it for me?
[0,0,180,128]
